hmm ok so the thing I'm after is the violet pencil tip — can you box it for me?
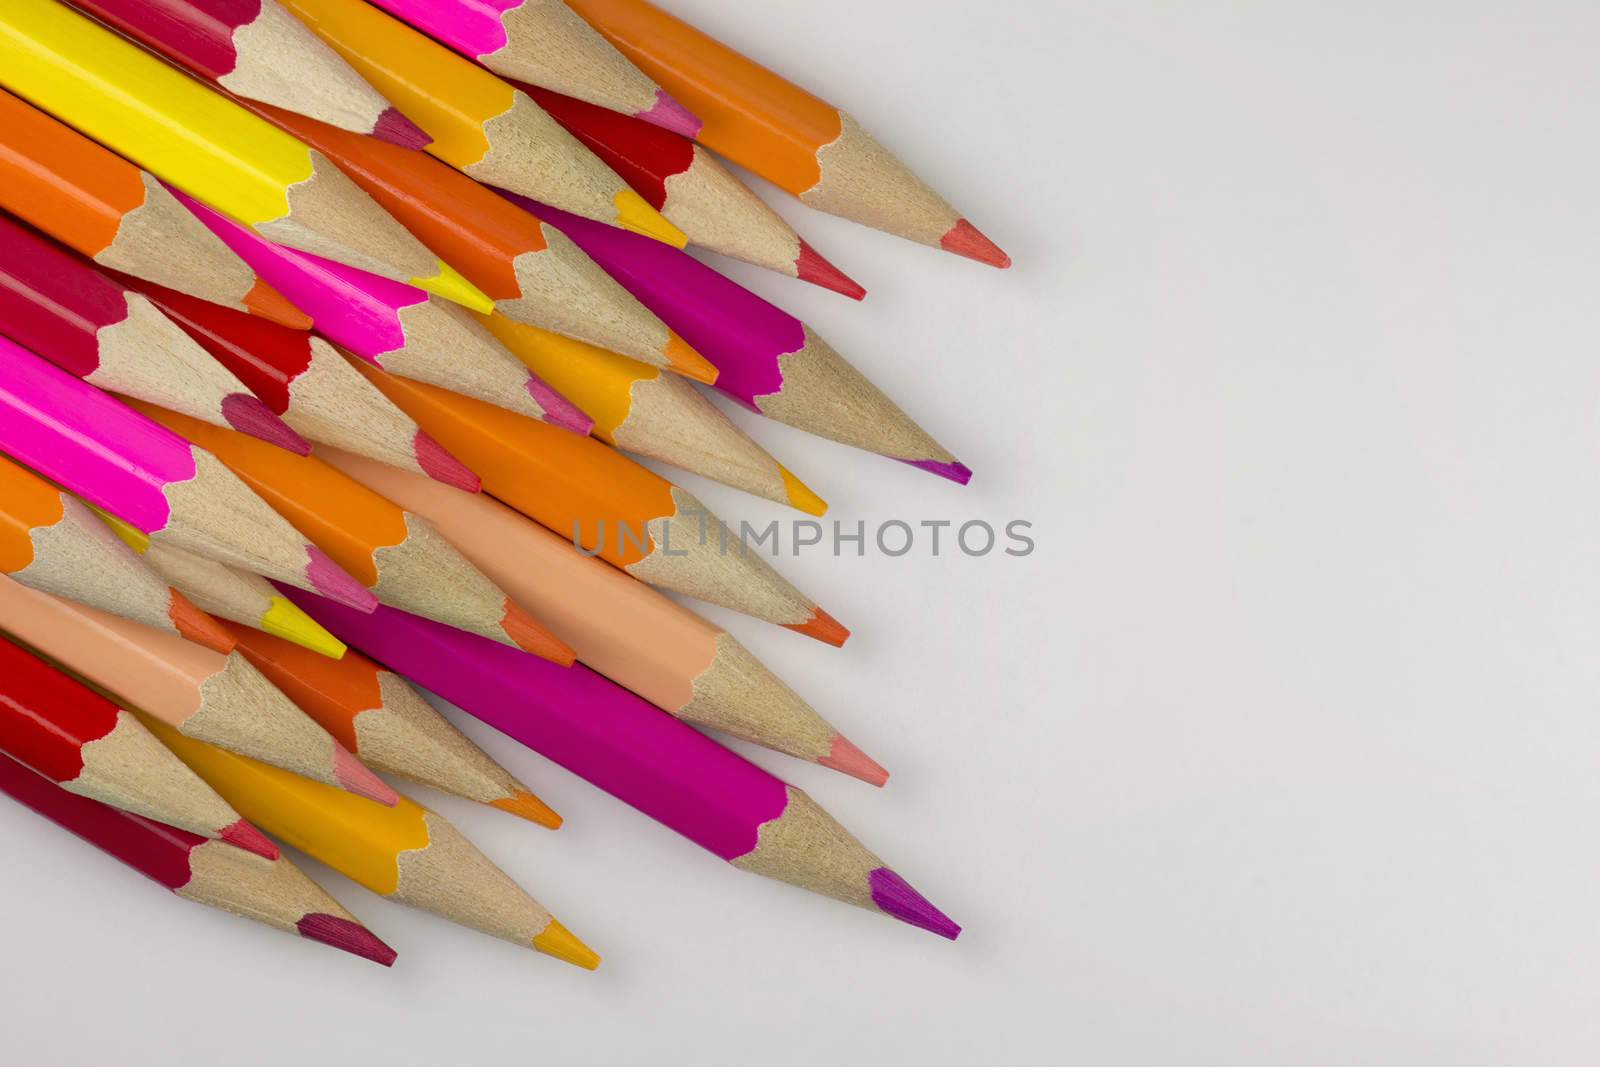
[901,457,973,486]
[371,106,433,151]
[868,868,961,940]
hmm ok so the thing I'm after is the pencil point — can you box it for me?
[532,919,601,970]
[900,458,973,486]
[243,277,313,330]
[219,393,312,455]
[501,599,578,665]
[412,261,495,314]
[637,88,703,138]
[331,744,399,806]
[784,606,850,648]
[261,595,348,658]
[168,592,237,655]
[662,332,719,385]
[371,106,433,150]
[940,219,1011,269]
[305,545,381,614]
[613,188,688,248]
[795,238,866,300]
[868,868,961,939]
[413,430,482,492]
[297,913,398,966]
[818,735,889,786]
[220,818,280,860]
[490,791,564,830]
[524,377,595,436]
[778,466,828,516]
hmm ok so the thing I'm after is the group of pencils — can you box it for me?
[0,0,1006,969]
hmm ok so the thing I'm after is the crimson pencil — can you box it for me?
[0,213,307,452]
[0,750,396,965]
[289,588,961,940]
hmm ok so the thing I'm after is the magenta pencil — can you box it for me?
[512,197,972,484]
[174,190,592,434]
[285,586,960,939]
[363,0,699,136]
[0,335,376,612]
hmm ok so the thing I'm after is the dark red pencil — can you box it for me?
[0,749,396,965]
[0,214,308,453]
[524,84,864,299]
[130,278,481,492]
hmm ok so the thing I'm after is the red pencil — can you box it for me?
[0,750,396,965]
[128,278,481,492]
[0,635,275,858]
[525,85,862,298]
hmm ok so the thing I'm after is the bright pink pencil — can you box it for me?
[0,334,376,612]
[175,189,592,434]
[514,197,972,485]
[363,0,699,136]
[63,0,430,149]
[287,586,960,940]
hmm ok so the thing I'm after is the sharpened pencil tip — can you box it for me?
[662,332,719,385]
[795,238,866,300]
[785,606,850,648]
[412,430,482,492]
[412,261,495,314]
[304,545,380,614]
[371,106,433,150]
[868,868,961,939]
[778,465,827,516]
[490,791,564,829]
[501,599,578,665]
[613,188,688,248]
[168,592,236,655]
[243,278,312,330]
[261,596,347,658]
[523,377,595,436]
[533,919,600,969]
[817,735,889,786]
[940,219,1011,269]
[220,393,312,455]
[220,818,280,860]
[331,745,399,807]
[297,913,398,966]
[637,88,703,138]
[900,457,973,486]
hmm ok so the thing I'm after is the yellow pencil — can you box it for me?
[279,0,683,246]
[143,714,599,968]
[0,0,489,310]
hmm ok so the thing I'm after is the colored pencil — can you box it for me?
[0,577,398,806]
[0,751,397,965]
[128,279,481,491]
[566,0,1010,266]
[0,213,309,453]
[245,103,717,380]
[92,504,347,660]
[524,199,972,484]
[0,0,490,307]
[65,0,430,148]
[0,335,377,611]
[293,590,957,938]
[364,0,699,135]
[478,312,824,514]
[145,717,600,966]
[132,402,576,664]
[351,363,848,645]
[526,85,862,298]
[176,192,603,426]
[0,88,309,329]
[0,453,235,654]
[0,636,276,857]
[278,0,683,245]
[222,622,561,827]
[323,449,883,782]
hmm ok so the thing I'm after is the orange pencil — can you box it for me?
[350,361,847,646]
[0,453,234,654]
[221,621,561,827]
[0,88,308,328]
[129,401,574,664]
[567,0,1009,266]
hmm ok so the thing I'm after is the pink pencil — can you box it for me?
[174,190,593,434]
[0,334,376,612]
[363,0,700,136]
[512,197,972,485]
[286,586,961,940]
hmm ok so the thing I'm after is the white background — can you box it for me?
[6,1,1600,1062]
